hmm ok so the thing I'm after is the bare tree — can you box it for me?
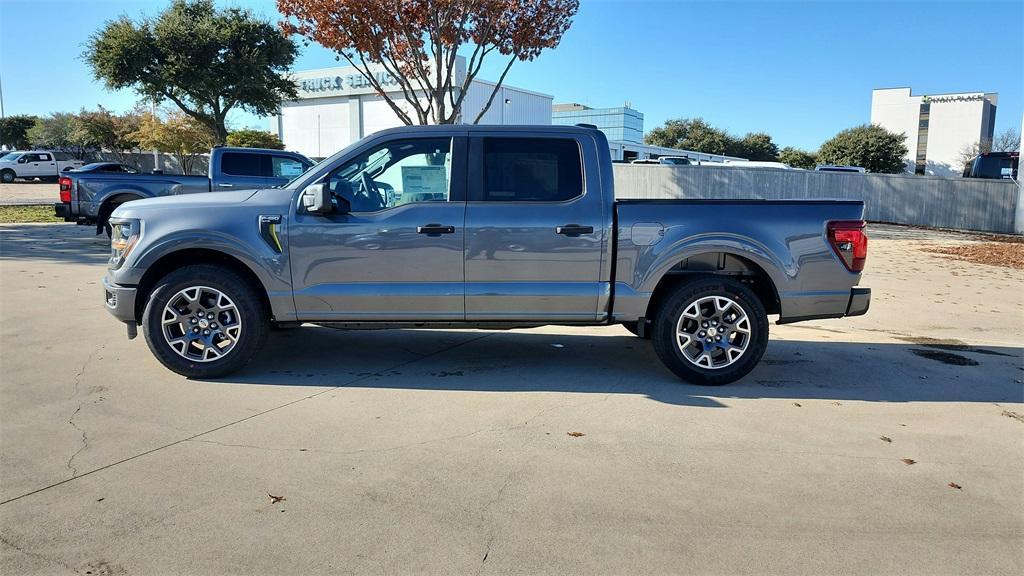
[959,128,1021,171]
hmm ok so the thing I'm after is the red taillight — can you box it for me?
[827,220,868,272]
[59,176,72,203]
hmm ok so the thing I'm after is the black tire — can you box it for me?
[651,277,769,386]
[142,264,269,378]
[0,169,15,184]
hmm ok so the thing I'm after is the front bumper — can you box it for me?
[103,275,138,326]
[846,287,871,317]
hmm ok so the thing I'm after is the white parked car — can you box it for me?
[815,165,866,174]
[0,151,85,183]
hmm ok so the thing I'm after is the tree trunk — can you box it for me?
[213,123,229,146]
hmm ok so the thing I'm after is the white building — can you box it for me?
[870,87,997,176]
[270,57,552,158]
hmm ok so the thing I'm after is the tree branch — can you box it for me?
[473,56,516,124]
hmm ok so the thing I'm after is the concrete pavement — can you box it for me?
[1,223,1021,575]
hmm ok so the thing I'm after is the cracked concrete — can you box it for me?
[1,223,1022,575]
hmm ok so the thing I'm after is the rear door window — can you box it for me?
[221,152,264,176]
[481,138,583,202]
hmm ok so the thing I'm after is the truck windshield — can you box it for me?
[0,153,21,162]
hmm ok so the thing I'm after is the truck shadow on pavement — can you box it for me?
[0,224,109,264]
[217,326,1023,408]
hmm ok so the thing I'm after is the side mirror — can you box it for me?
[17,157,27,164]
[300,182,334,215]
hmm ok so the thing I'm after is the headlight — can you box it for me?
[109,219,140,269]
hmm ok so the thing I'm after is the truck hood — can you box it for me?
[110,189,263,220]
[110,187,296,220]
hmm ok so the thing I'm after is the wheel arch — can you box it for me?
[644,251,781,321]
[133,248,273,324]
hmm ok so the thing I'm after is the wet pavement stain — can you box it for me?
[896,336,1015,357]
[909,349,979,366]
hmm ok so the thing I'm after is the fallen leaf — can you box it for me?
[948,482,962,490]
[566,431,585,437]
[268,493,286,504]
[832,401,841,406]
[793,402,802,407]
[880,436,892,443]
[901,458,916,465]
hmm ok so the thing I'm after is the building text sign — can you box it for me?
[923,94,986,104]
[297,71,401,98]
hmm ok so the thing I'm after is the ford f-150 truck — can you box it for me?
[102,125,870,385]
[0,150,85,182]
[55,146,313,234]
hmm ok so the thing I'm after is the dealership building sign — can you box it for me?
[290,59,466,100]
[298,71,401,96]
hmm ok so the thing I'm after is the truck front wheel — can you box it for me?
[0,169,15,184]
[652,277,769,385]
[142,265,269,379]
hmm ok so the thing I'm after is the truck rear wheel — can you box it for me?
[142,265,269,379]
[651,277,768,385]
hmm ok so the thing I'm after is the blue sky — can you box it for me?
[1,0,1021,150]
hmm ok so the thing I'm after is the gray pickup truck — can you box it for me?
[55,146,313,233]
[102,125,870,385]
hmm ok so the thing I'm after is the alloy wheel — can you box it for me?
[675,295,751,369]
[161,286,243,362]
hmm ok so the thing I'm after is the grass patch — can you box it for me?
[0,205,62,224]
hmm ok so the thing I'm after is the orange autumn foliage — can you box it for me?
[277,0,578,125]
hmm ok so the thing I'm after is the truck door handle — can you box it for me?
[218,183,234,188]
[556,224,594,236]
[417,224,456,236]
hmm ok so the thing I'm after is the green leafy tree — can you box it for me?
[817,124,909,174]
[0,115,39,150]
[778,146,818,170]
[27,113,96,159]
[645,118,735,155]
[131,110,217,174]
[85,0,298,144]
[226,129,285,150]
[732,132,779,161]
[75,106,144,165]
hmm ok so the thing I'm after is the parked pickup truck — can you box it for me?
[0,150,85,182]
[55,146,313,233]
[102,125,870,385]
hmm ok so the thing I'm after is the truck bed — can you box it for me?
[613,198,867,324]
